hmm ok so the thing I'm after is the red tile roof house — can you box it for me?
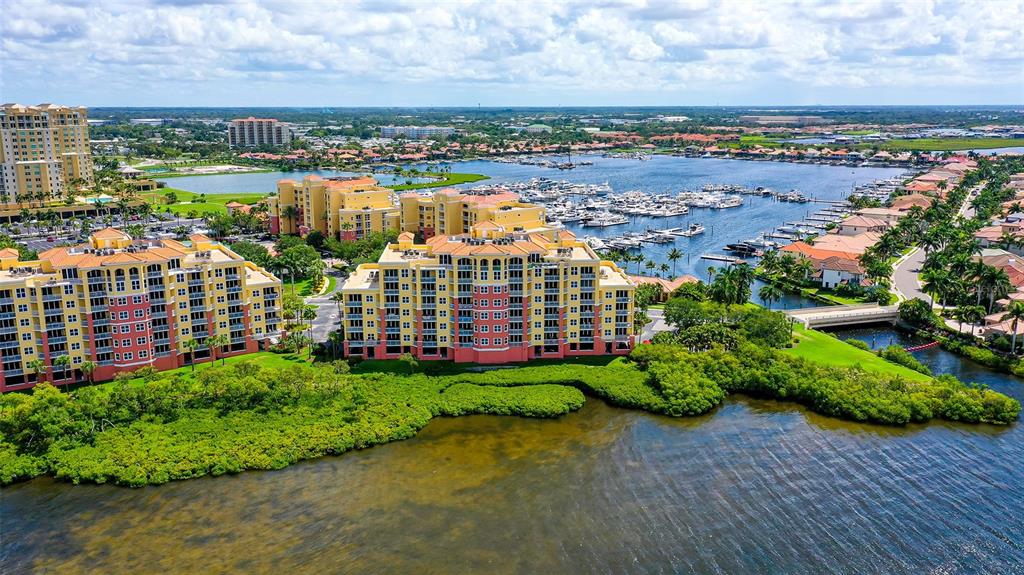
[629,274,700,301]
[975,222,1024,255]
[816,256,868,289]
[837,216,889,236]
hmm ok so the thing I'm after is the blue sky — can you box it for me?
[3,0,1022,107]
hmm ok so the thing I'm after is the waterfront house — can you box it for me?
[837,216,889,236]
[891,193,935,211]
[816,256,868,289]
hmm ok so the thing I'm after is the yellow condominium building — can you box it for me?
[338,224,635,364]
[270,175,400,240]
[0,228,282,392]
[0,103,94,205]
[400,188,553,239]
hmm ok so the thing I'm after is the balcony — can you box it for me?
[0,298,14,305]
[581,273,596,280]
[0,312,15,321]
[616,297,631,303]
[0,327,17,336]
[229,311,245,319]
[0,340,18,349]
[95,346,113,354]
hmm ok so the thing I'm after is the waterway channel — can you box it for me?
[3,322,1022,574]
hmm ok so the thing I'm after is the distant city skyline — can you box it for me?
[3,0,1023,107]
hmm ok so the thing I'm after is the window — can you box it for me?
[21,333,31,341]
[139,350,148,358]
[69,329,79,336]
[71,342,81,351]
[124,352,133,361]
[120,325,130,334]
[18,319,29,327]
[17,304,27,312]
[137,337,147,345]
[132,296,143,304]
[119,311,129,320]
[65,301,76,309]
[136,323,145,332]
[121,339,131,347]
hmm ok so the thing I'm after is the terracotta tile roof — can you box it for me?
[629,274,699,292]
[92,227,131,240]
[780,242,860,262]
[819,256,864,274]
[0,248,19,258]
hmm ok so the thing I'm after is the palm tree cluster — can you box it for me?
[706,264,755,305]
[598,248,683,279]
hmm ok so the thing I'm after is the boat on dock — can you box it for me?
[582,212,629,227]
[700,253,749,265]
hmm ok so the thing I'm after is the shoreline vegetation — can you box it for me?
[1,308,1017,488]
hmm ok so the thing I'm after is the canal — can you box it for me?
[3,324,1021,574]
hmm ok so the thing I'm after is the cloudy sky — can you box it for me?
[3,0,1022,107]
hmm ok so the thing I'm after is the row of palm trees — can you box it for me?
[599,248,686,278]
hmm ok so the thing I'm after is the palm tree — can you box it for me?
[80,360,97,386]
[1000,301,1024,355]
[758,283,783,310]
[330,291,345,318]
[980,267,1012,313]
[327,331,344,360]
[283,205,299,233]
[52,355,71,384]
[301,306,317,357]
[207,333,230,366]
[27,358,47,384]
[954,305,985,335]
[666,248,683,276]
[658,263,670,277]
[183,338,200,371]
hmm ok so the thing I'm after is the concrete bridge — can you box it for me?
[784,304,899,329]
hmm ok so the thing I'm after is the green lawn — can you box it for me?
[283,277,315,296]
[783,324,932,382]
[387,172,490,191]
[143,188,269,217]
[880,138,1017,152]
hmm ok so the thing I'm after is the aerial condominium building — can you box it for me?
[400,188,554,239]
[0,103,94,205]
[269,175,400,239]
[227,117,293,148]
[338,225,636,363]
[0,228,282,392]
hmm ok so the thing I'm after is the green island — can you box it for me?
[1,302,1017,488]
[385,171,490,191]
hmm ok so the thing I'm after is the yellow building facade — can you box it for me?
[0,103,94,205]
[338,225,635,364]
[270,175,400,239]
[399,188,551,238]
[0,228,282,392]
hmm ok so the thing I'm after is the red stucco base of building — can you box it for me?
[342,339,633,364]
[0,341,265,393]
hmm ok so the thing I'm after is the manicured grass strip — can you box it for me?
[142,188,269,217]
[782,324,932,382]
[879,138,1018,152]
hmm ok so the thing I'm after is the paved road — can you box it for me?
[891,183,981,304]
[892,247,928,302]
[305,270,345,342]
[640,308,673,342]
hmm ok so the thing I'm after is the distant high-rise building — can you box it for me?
[379,125,456,139]
[0,103,94,205]
[227,117,293,148]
